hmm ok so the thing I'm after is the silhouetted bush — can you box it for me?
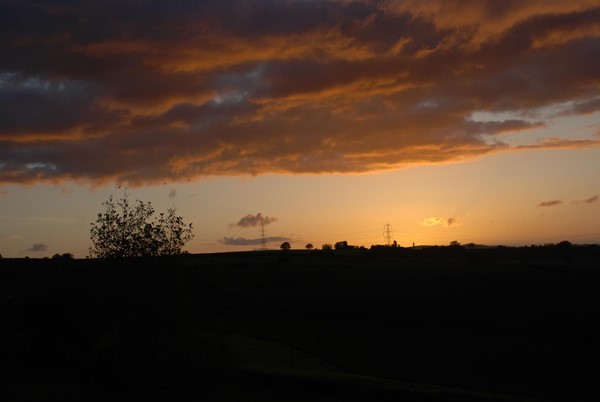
[334,240,358,250]
[89,192,194,258]
[334,241,349,250]
[52,253,74,260]
[557,240,572,248]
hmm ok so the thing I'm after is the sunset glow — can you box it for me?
[1,0,599,257]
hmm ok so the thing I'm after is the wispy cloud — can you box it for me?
[538,200,562,207]
[0,234,22,240]
[558,97,600,117]
[229,212,277,228]
[423,217,459,227]
[0,215,77,224]
[571,195,598,205]
[1,1,599,184]
[219,236,290,246]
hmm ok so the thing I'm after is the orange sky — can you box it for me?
[1,0,599,257]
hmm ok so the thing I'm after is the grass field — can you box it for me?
[2,247,599,401]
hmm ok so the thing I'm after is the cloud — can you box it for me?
[26,243,48,253]
[0,234,21,240]
[1,1,600,184]
[571,195,598,205]
[0,190,9,196]
[538,200,562,207]
[423,217,458,227]
[219,236,290,246]
[558,97,600,117]
[0,215,77,224]
[168,188,177,199]
[230,212,278,228]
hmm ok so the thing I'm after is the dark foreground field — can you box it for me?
[2,246,600,401]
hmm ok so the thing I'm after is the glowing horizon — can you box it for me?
[1,1,599,257]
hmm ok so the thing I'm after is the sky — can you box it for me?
[1,0,599,258]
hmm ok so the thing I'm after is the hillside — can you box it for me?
[2,247,599,401]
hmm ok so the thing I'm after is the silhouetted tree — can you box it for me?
[52,253,74,260]
[305,243,314,250]
[557,240,572,248]
[89,192,194,258]
[334,241,348,250]
[322,244,333,251]
[280,241,291,250]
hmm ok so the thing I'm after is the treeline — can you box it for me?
[359,242,600,263]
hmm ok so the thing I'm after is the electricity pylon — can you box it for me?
[259,223,268,250]
[383,223,394,246]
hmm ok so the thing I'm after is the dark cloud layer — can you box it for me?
[1,1,599,184]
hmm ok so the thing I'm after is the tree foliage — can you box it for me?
[334,241,349,250]
[52,253,74,260]
[89,192,194,258]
